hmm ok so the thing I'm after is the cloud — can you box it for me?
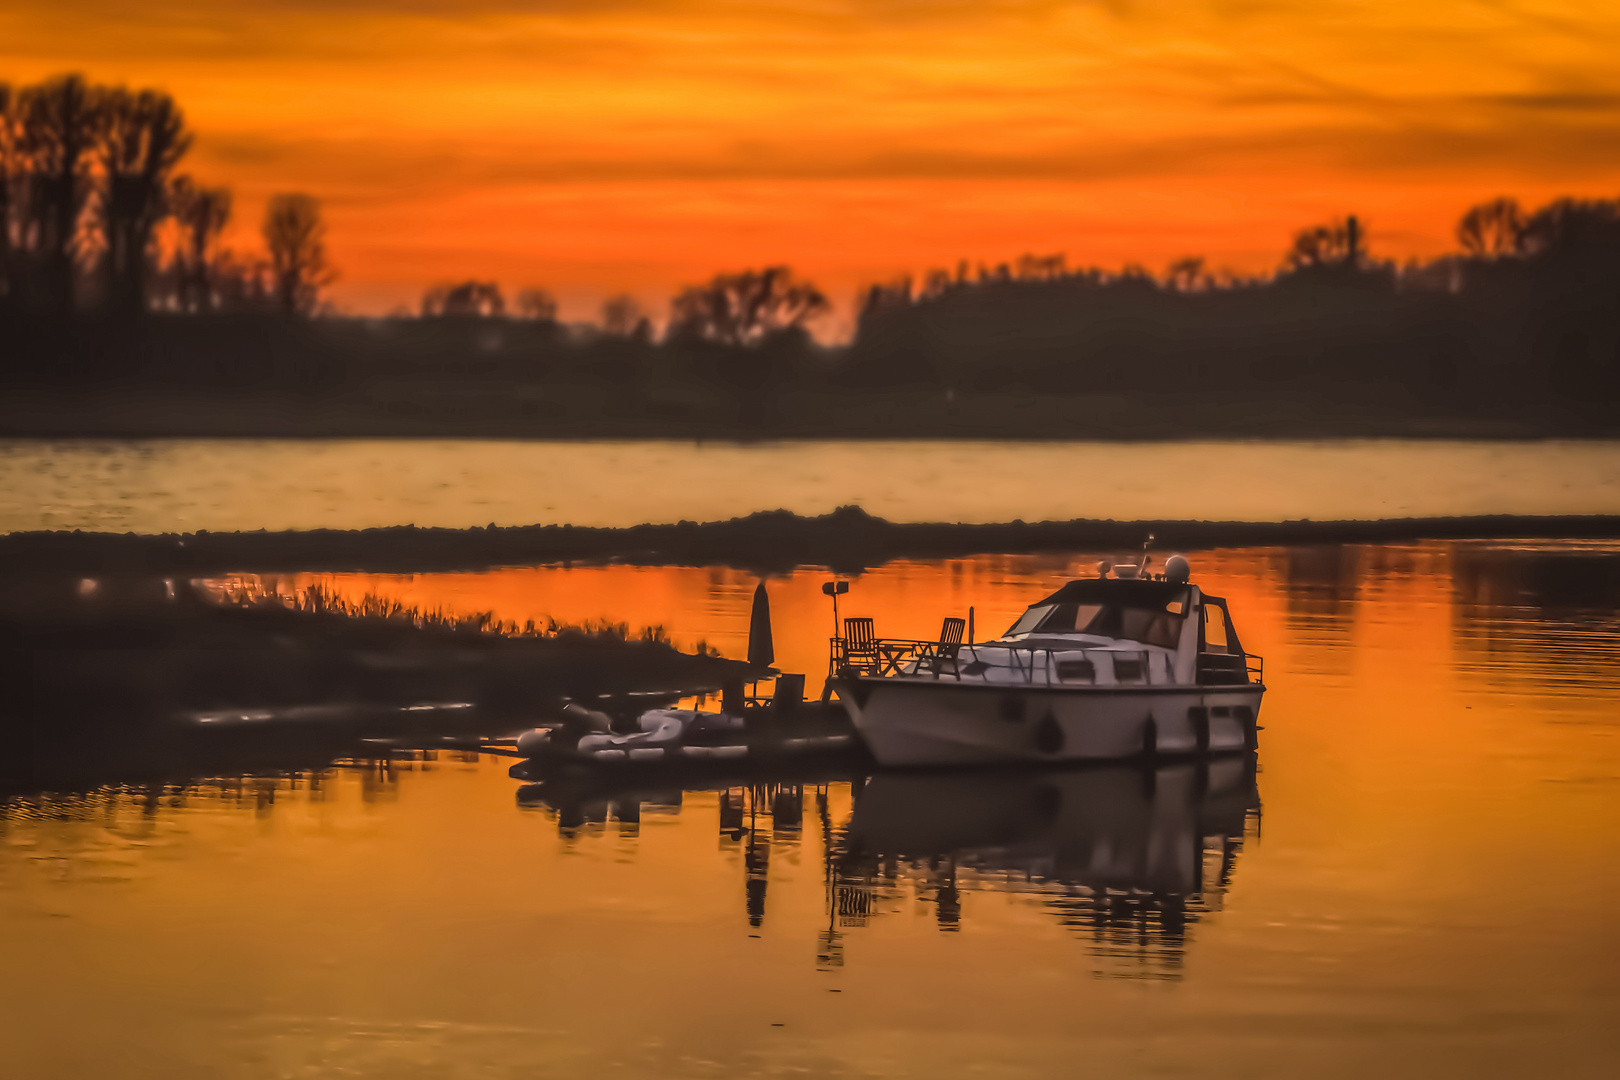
[1481,92,1620,112]
[188,95,1620,200]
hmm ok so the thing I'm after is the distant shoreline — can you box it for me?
[8,428,1620,446]
[6,507,1618,576]
[4,426,1619,445]
[0,384,1608,441]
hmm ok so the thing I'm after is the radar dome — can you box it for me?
[1164,554,1190,584]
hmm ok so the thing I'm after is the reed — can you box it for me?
[215,580,697,651]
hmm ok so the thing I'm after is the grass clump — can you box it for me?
[215,581,695,651]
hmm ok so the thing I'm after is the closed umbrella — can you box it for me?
[747,581,775,669]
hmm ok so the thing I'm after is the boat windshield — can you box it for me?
[1004,593,1188,649]
[1005,604,1057,636]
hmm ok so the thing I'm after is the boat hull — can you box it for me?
[831,677,1263,766]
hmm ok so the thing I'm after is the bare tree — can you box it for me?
[0,82,14,303]
[514,287,557,321]
[668,266,828,346]
[1287,215,1367,270]
[1456,197,1524,258]
[15,74,101,310]
[262,193,333,315]
[100,87,191,313]
[168,176,231,312]
[422,280,505,317]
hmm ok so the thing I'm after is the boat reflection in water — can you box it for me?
[842,757,1259,979]
[522,754,1259,980]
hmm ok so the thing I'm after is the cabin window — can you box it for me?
[1007,602,1103,636]
[1006,604,1054,636]
[1203,603,1230,653]
[1113,657,1146,682]
[1056,659,1095,682]
[1116,607,1183,649]
[1037,603,1079,632]
[1042,603,1103,634]
[1005,590,1187,649]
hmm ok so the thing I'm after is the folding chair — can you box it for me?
[842,617,880,674]
[924,616,966,676]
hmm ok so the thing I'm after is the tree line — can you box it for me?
[0,73,833,346]
[411,198,1620,413]
[2,72,1617,431]
[414,266,828,350]
[0,74,333,317]
[841,199,1620,414]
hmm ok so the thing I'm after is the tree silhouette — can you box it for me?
[167,176,231,312]
[100,87,191,313]
[514,287,556,321]
[421,280,505,317]
[600,293,646,337]
[668,266,827,346]
[0,82,15,305]
[1456,197,1524,258]
[262,193,333,315]
[1166,256,1207,292]
[1287,215,1366,270]
[1015,252,1067,281]
[1517,198,1620,258]
[856,277,913,326]
[1,66,1618,437]
[211,249,273,311]
[919,267,957,299]
[15,74,101,311]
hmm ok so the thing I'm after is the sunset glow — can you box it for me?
[6,2,1620,322]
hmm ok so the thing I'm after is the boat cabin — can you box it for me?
[993,577,1254,686]
[830,571,1260,688]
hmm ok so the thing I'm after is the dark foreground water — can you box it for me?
[3,540,1618,1078]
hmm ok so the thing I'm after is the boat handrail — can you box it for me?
[830,636,1163,686]
[830,634,1265,686]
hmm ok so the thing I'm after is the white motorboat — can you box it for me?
[825,556,1264,766]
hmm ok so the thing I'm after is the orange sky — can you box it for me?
[7,1,1620,328]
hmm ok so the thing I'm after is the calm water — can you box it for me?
[4,438,1620,532]
[4,541,1618,1078]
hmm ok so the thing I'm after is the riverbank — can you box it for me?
[0,580,754,793]
[7,506,1620,575]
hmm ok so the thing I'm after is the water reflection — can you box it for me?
[1450,542,1620,697]
[0,752,477,836]
[845,758,1258,980]
[520,757,1259,980]
[1279,545,1362,677]
[265,538,1620,707]
[3,540,1618,1077]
